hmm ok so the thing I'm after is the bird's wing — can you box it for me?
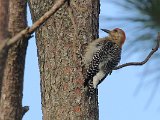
[84,41,115,87]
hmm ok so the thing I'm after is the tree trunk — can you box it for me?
[0,0,9,96]
[0,0,9,40]
[0,0,28,119]
[29,0,100,119]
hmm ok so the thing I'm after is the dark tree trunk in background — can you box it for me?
[0,0,28,119]
[0,0,9,40]
[0,0,9,96]
[29,0,100,119]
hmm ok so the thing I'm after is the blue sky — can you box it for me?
[23,1,160,120]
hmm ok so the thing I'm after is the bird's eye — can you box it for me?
[114,29,118,32]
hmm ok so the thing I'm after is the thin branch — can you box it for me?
[7,0,67,46]
[114,32,160,70]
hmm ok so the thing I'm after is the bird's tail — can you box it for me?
[84,80,98,103]
[85,80,96,96]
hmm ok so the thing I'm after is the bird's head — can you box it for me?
[101,28,126,47]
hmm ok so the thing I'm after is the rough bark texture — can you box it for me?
[0,0,28,119]
[0,0,9,96]
[29,0,100,119]
[0,0,9,40]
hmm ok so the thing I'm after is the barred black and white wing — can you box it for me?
[84,40,121,95]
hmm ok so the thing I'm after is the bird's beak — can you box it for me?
[101,29,110,33]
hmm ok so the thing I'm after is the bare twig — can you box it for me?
[114,32,160,70]
[7,0,67,46]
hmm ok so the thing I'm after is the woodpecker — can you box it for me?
[83,28,126,96]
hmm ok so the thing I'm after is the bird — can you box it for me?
[83,28,126,97]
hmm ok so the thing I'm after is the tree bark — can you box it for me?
[0,0,9,40]
[0,0,9,97]
[0,0,28,119]
[29,0,100,119]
